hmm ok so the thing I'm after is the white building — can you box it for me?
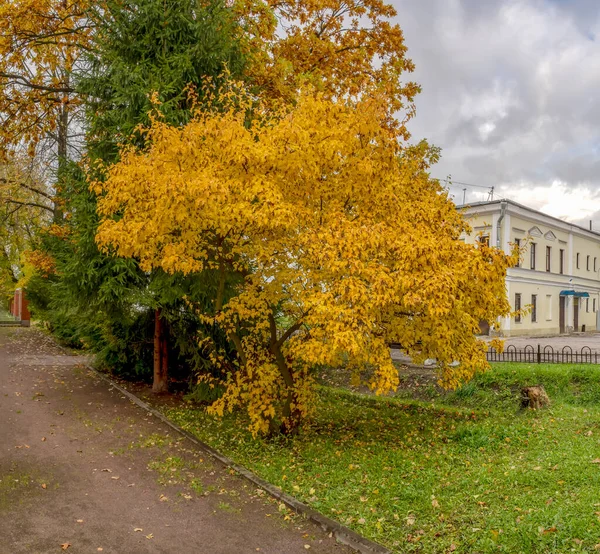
[461,199,600,336]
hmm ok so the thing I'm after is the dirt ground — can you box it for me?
[0,327,354,554]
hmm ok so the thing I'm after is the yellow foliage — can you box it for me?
[237,0,419,138]
[0,0,93,156]
[95,84,514,434]
[22,249,56,279]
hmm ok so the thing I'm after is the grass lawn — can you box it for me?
[161,363,600,553]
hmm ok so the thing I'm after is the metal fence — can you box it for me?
[487,344,600,364]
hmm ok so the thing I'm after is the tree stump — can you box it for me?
[521,385,550,410]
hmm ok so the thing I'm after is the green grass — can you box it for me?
[161,363,600,553]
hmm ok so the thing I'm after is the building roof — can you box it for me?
[456,198,600,239]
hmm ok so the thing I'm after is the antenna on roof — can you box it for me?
[487,186,494,201]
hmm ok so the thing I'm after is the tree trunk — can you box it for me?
[152,308,168,393]
[54,77,69,224]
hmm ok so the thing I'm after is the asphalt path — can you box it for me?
[0,327,353,554]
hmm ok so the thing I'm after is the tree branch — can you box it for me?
[0,71,74,94]
[0,198,54,213]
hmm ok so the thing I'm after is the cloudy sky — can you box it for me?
[394,0,600,225]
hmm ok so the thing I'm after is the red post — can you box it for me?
[12,288,30,326]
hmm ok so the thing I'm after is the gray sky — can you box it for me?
[394,0,600,224]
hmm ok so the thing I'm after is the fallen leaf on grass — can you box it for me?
[406,515,416,526]
[431,498,440,509]
[539,526,557,535]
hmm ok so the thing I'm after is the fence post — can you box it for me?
[537,344,541,364]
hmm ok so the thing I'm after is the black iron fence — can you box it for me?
[487,344,600,364]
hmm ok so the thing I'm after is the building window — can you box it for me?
[478,234,490,247]
[546,246,551,272]
[559,249,564,274]
[595,257,598,272]
[587,255,591,271]
[587,298,590,313]
[594,298,597,313]
[546,295,552,320]
[531,294,537,322]
[530,243,536,270]
[515,293,522,323]
[577,253,580,269]
[515,238,521,267]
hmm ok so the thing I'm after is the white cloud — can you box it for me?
[392,0,600,220]
[498,180,600,221]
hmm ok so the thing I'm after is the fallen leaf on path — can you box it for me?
[111,476,119,480]
[159,494,168,502]
[60,543,71,550]
[304,545,310,550]
[134,528,143,532]
[146,534,153,539]
[101,468,112,473]
[41,437,46,442]
[76,519,83,523]
[41,484,47,489]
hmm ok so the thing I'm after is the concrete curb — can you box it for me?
[52,343,390,554]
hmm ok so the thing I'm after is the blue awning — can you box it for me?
[559,290,590,297]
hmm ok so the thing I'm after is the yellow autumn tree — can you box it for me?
[0,158,54,303]
[237,0,419,138]
[95,85,515,435]
[0,0,94,155]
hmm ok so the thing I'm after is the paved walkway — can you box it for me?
[0,328,353,554]
[390,332,600,365]
[490,332,600,353]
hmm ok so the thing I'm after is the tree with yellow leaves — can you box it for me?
[95,85,515,435]
[0,157,53,303]
[0,0,91,155]
[238,0,419,138]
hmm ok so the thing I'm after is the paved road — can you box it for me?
[390,332,600,365]
[0,328,353,554]
[490,332,600,353]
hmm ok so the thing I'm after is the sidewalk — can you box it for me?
[0,327,353,554]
